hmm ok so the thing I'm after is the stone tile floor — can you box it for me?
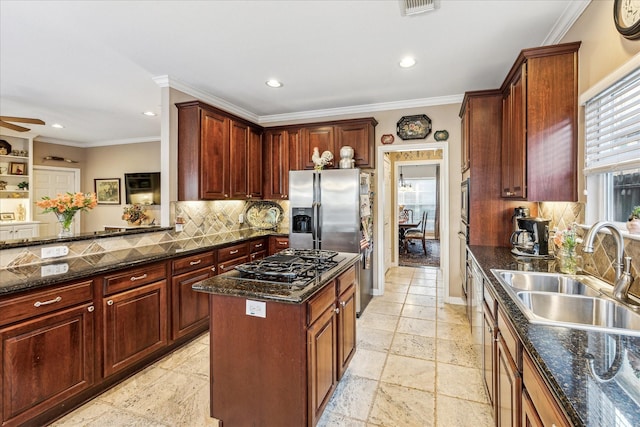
[52,266,494,426]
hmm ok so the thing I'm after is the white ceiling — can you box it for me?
[0,0,590,147]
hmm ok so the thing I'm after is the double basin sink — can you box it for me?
[491,270,640,336]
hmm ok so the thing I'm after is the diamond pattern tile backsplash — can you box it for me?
[539,201,640,299]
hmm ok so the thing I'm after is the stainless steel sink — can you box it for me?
[495,270,602,297]
[516,292,640,335]
[491,270,640,336]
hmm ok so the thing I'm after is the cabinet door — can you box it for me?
[0,226,11,240]
[103,280,167,376]
[300,126,335,170]
[307,305,337,426]
[263,129,290,199]
[336,121,374,168]
[288,128,302,172]
[522,390,544,427]
[461,102,470,173]
[13,224,36,239]
[496,334,521,427]
[502,65,526,199]
[200,109,230,199]
[247,126,263,199]
[230,120,249,199]
[171,267,213,340]
[269,236,289,255]
[0,303,94,427]
[482,307,496,408]
[337,284,356,379]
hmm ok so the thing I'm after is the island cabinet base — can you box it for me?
[209,294,308,426]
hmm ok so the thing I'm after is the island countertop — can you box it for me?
[468,245,640,427]
[192,252,361,304]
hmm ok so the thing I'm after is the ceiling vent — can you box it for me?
[399,0,439,16]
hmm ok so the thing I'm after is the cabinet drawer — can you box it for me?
[0,280,94,327]
[218,242,249,263]
[103,263,167,295]
[337,265,357,296]
[250,238,267,253]
[523,352,571,427]
[498,306,521,370]
[307,281,336,326]
[218,256,249,273]
[172,251,215,275]
[269,236,289,255]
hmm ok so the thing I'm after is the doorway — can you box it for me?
[375,142,450,300]
[33,166,81,236]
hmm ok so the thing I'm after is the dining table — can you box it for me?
[398,222,419,252]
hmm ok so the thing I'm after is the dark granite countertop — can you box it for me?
[468,245,640,427]
[192,252,361,304]
[0,229,288,296]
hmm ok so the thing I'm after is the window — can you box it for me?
[584,66,640,225]
[398,177,436,231]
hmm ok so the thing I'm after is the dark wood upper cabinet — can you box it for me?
[300,125,336,170]
[263,128,291,200]
[336,119,377,168]
[500,41,581,201]
[177,100,263,201]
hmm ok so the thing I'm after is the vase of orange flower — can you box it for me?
[553,225,582,274]
[36,192,97,237]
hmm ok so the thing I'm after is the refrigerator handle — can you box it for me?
[315,172,322,250]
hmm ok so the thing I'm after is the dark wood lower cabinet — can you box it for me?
[0,303,95,427]
[522,389,544,427]
[171,267,212,340]
[308,301,338,425]
[103,280,168,377]
[496,333,521,427]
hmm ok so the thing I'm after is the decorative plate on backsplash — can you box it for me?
[245,201,284,230]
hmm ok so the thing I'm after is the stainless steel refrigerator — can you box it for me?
[289,169,374,316]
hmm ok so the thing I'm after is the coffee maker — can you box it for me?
[510,217,551,257]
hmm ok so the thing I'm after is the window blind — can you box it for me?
[584,67,640,175]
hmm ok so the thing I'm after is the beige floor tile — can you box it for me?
[437,320,474,342]
[410,277,439,287]
[357,326,395,352]
[367,299,404,316]
[404,294,440,307]
[389,332,436,360]
[383,282,409,294]
[358,312,400,332]
[51,401,168,426]
[368,383,435,427]
[380,354,436,392]
[396,317,436,338]
[436,338,481,368]
[324,374,379,421]
[378,291,407,304]
[401,304,437,321]
[413,268,439,279]
[436,305,467,325]
[408,286,438,296]
[347,348,388,380]
[318,412,368,427]
[437,362,489,403]
[436,395,494,427]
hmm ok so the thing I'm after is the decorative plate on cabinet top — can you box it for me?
[245,201,284,230]
[434,130,449,141]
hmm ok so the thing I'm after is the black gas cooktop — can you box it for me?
[233,249,341,287]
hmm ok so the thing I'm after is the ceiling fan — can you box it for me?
[0,116,45,132]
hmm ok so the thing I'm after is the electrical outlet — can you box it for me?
[41,263,69,277]
[239,213,244,224]
[41,246,69,259]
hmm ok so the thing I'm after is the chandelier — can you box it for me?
[399,167,412,192]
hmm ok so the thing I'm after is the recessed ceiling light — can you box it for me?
[266,79,283,88]
[143,111,157,116]
[399,57,416,68]
[51,123,64,129]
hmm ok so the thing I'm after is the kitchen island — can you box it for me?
[469,246,640,427]
[193,250,361,427]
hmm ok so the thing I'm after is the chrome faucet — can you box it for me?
[583,221,636,305]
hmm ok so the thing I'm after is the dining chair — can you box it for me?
[404,211,431,255]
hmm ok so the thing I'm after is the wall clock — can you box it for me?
[614,0,640,40]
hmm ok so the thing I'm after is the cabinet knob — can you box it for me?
[211,266,216,272]
[230,249,239,255]
[340,301,346,308]
[130,273,148,281]
[225,194,229,198]
[334,307,340,314]
[87,305,95,312]
[107,300,114,306]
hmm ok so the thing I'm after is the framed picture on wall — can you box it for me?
[95,178,121,205]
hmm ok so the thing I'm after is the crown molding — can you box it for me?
[153,75,259,123]
[35,135,160,148]
[258,94,465,124]
[542,0,591,45]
